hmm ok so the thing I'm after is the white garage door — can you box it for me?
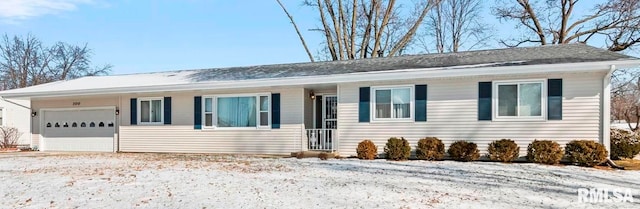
[41,108,115,152]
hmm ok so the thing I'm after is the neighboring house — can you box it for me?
[0,44,638,157]
[0,98,31,145]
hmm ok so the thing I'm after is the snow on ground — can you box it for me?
[0,153,639,209]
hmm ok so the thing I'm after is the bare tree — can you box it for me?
[278,0,441,61]
[420,0,491,53]
[0,34,111,90]
[276,0,315,62]
[612,75,640,131]
[493,0,640,51]
[0,126,22,149]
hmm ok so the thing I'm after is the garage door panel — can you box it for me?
[42,108,115,152]
[44,128,114,137]
[42,137,114,152]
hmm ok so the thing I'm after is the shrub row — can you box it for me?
[355,138,608,167]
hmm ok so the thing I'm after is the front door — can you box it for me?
[308,95,338,151]
[323,95,337,129]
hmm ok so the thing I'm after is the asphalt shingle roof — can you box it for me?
[0,43,636,97]
[183,43,635,82]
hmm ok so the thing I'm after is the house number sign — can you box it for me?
[73,102,81,106]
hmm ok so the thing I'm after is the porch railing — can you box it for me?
[306,129,336,151]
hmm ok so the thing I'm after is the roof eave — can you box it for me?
[2,59,639,99]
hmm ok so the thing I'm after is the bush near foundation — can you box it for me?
[384,137,411,161]
[488,139,520,162]
[416,137,445,160]
[565,140,608,167]
[356,140,378,160]
[527,140,564,165]
[610,128,640,160]
[447,141,480,162]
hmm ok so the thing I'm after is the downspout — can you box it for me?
[603,65,614,158]
[603,65,624,169]
[0,96,31,109]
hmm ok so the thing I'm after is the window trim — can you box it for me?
[137,97,164,125]
[370,85,414,122]
[493,79,547,121]
[201,93,271,130]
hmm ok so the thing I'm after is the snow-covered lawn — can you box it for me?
[1,153,638,209]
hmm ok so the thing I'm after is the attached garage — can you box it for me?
[40,107,116,152]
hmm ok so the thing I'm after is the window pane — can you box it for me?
[205,98,212,113]
[205,113,213,127]
[519,83,542,116]
[151,100,162,122]
[141,101,150,122]
[0,109,3,126]
[375,89,391,118]
[217,97,256,127]
[498,85,517,116]
[393,88,410,118]
[260,96,268,111]
[260,112,269,126]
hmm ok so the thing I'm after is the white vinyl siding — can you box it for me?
[337,72,604,157]
[119,88,303,155]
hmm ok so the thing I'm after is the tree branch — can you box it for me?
[276,0,315,62]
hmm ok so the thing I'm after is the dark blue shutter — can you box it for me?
[359,87,370,122]
[548,79,563,120]
[130,98,137,125]
[271,93,281,129]
[194,96,202,129]
[415,85,427,122]
[478,82,492,121]
[164,97,172,125]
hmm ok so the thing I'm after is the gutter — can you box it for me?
[0,96,31,109]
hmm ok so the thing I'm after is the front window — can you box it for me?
[372,86,412,120]
[259,96,269,126]
[203,94,270,128]
[139,98,163,124]
[204,98,213,127]
[496,81,544,119]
